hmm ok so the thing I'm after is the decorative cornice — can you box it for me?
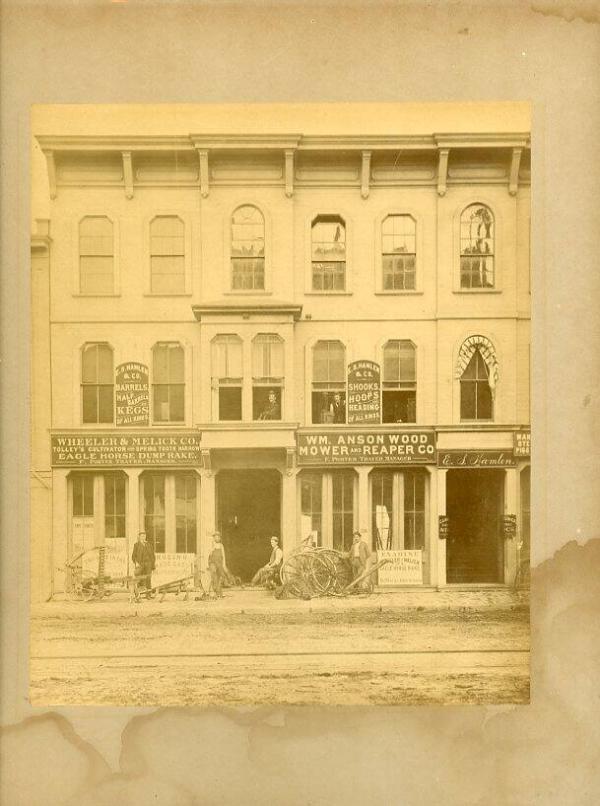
[190,134,302,150]
[36,135,194,152]
[434,132,530,149]
[192,301,303,321]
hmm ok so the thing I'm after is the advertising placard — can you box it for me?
[297,430,436,465]
[104,539,128,578]
[513,431,531,457]
[153,553,195,587]
[116,362,150,427]
[377,550,423,585]
[347,360,380,424]
[51,432,202,466]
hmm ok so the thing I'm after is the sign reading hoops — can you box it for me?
[347,360,381,424]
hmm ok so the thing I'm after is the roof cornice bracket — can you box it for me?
[437,148,449,197]
[197,149,209,198]
[284,149,294,198]
[122,151,134,199]
[361,150,371,199]
[43,150,57,200]
[509,147,522,196]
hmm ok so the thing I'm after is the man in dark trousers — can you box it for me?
[348,531,373,592]
[208,531,227,598]
[132,531,155,593]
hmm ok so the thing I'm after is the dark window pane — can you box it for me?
[82,386,98,423]
[219,387,242,420]
[170,385,185,421]
[72,477,83,517]
[98,386,114,423]
[476,381,493,420]
[83,476,94,517]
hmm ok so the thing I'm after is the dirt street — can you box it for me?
[30,589,530,706]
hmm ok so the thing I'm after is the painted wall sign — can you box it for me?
[513,431,531,457]
[297,430,436,465]
[116,362,149,426]
[51,432,202,466]
[502,515,517,539]
[438,516,449,540]
[153,553,195,587]
[377,550,423,585]
[347,360,381,424]
[437,450,516,468]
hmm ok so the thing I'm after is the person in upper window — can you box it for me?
[259,390,281,420]
[330,392,345,424]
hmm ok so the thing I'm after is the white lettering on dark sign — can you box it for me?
[347,360,381,425]
[116,362,150,426]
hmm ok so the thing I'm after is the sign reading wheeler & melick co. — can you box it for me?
[51,433,202,467]
[297,430,436,465]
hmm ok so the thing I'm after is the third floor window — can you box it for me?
[382,215,416,291]
[79,216,114,295]
[460,204,495,289]
[150,216,185,294]
[311,215,346,291]
[231,206,265,290]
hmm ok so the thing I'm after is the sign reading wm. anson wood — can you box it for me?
[297,430,436,465]
[347,360,380,424]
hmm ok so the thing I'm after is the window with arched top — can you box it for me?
[152,343,185,423]
[231,206,265,290]
[460,204,495,288]
[150,216,185,294]
[312,340,346,424]
[81,343,114,423]
[382,340,416,423]
[252,334,284,421]
[212,335,243,421]
[79,216,114,294]
[382,215,416,290]
[311,215,346,291]
[460,348,493,420]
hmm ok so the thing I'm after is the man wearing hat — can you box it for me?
[348,531,372,591]
[208,531,227,598]
[251,536,283,587]
[132,531,155,593]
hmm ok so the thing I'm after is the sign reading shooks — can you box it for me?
[51,433,202,466]
[377,550,423,585]
[347,360,380,424]
[297,430,436,465]
[116,362,149,426]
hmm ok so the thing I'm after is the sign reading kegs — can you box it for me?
[115,362,149,426]
[347,360,381,424]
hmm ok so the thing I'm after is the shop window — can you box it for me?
[212,335,243,421]
[79,216,114,295]
[382,340,416,423]
[231,205,265,290]
[104,474,126,540]
[175,473,197,553]
[150,216,185,294]
[311,215,346,291]
[300,473,322,545]
[404,473,426,550]
[382,215,416,290]
[152,342,185,423]
[72,474,94,518]
[312,340,346,424]
[460,204,495,289]
[371,470,426,552]
[81,343,114,424]
[460,348,493,421]
[143,473,166,553]
[332,471,354,552]
[252,334,283,420]
[372,471,394,550]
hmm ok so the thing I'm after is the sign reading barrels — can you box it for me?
[115,362,149,427]
[347,360,380,424]
[297,429,436,465]
[51,432,202,466]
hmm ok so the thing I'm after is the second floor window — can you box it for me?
[460,348,493,420]
[382,340,416,423]
[382,215,416,290]
[212,335,243,421]
[150,216,185,294]
[460,204,495,289]
[231,206,265,290]
[81,342,114,424]
[311,215,346,291]
[312,340,346,424]
[79,216,114,295]
[152,343,185,423]
[252,334,284,421]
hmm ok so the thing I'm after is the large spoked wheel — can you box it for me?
[308,553,335,594]
[315,550,352,594]
[67,569,97,602]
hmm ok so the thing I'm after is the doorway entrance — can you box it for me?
[446,470,505,583]
[216,469,281,582]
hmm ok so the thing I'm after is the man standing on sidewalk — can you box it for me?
[208,532,227,598]
[348,531,373,593]
[132,532,155,593]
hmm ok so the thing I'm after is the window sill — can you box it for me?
[304,291,353,296]
[151,421,188,427]
[223,290,273,296]
[374,290,423,296]
[459,420,495,425]
[452,289,502,295]
[73,293,121,298]
[143,293,192,298]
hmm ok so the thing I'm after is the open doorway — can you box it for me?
[216,469,281,582]
[446,470,504,583]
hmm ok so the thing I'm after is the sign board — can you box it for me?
[437,450,516,468]
[438,516,449,540]
[153,553,195,588]
[297,430,436,465]
[52,432,202,467]
[104,539,128,578]
[347,360,380,424]
[513,431,531,457]
[116,362,149,427]
[502,515,517,539]
[377,550,423,585]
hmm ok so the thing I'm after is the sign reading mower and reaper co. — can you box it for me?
[297,430,436,465]
[51,433,202,467]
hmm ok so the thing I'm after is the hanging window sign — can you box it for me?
[377,550,423,585]
[347,360,381,424]
[513,431,531,457]
[51,432,202,466]
[116,362,150,426]
[297,429,436,465]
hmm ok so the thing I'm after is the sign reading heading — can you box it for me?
[347,360,381,424]
[116,362,149,427]
[377,550,423,585]
[51,433,202,467]
[297,430,436,465]
[437,450,517,468]
[513,431,531,457]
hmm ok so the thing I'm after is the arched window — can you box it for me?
[150,216,185,294]
[231,205,265,290]
[460,348,493,420]
[212,335,243,421]
[252,334,284,421]
[152,343,185,423]
[312,340,346,424]
[382,215,416,290]
[311,215,346,291]
[460,204,495,288]
[79,216,114,295]
[81,343,114,423]
[382,340,416,423]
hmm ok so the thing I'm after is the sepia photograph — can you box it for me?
[29,102,532,707]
